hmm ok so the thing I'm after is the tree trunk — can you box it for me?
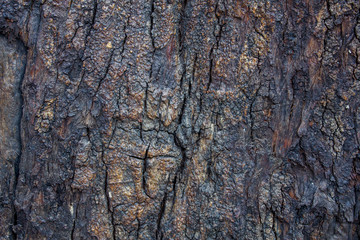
[0,0,360,239]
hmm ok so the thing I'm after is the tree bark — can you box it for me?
[0,0,360,239]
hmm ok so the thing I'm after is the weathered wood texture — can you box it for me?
[0,0,360,239]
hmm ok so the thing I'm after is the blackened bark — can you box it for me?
[0,0,360,239]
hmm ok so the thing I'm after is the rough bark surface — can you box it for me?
[0,0,360,239]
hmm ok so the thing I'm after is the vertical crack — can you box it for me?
[207,0,223,91]
[207,50,214,91]
[136,217,141,240]
[156,192,167,240]
[83,0,98,49]
[119,15,129,59]
[140,83,149,142]
[91,0,98,27]
[70,194,80,240]
[11,38,28,240]
[173,132,189,200]
[179,0,188,52]
[174,135,187,176]
[148,0,157,92]
[129,144,153,199]
[150,0,155,49]
[170,175,177,211]
[142,144,151,198]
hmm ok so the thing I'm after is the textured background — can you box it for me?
[0,0,360,239]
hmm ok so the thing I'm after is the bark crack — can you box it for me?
[156,191,167,240]
[11,38,28,240]
[142,144,152,199]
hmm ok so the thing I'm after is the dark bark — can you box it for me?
[0,0,360,239]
